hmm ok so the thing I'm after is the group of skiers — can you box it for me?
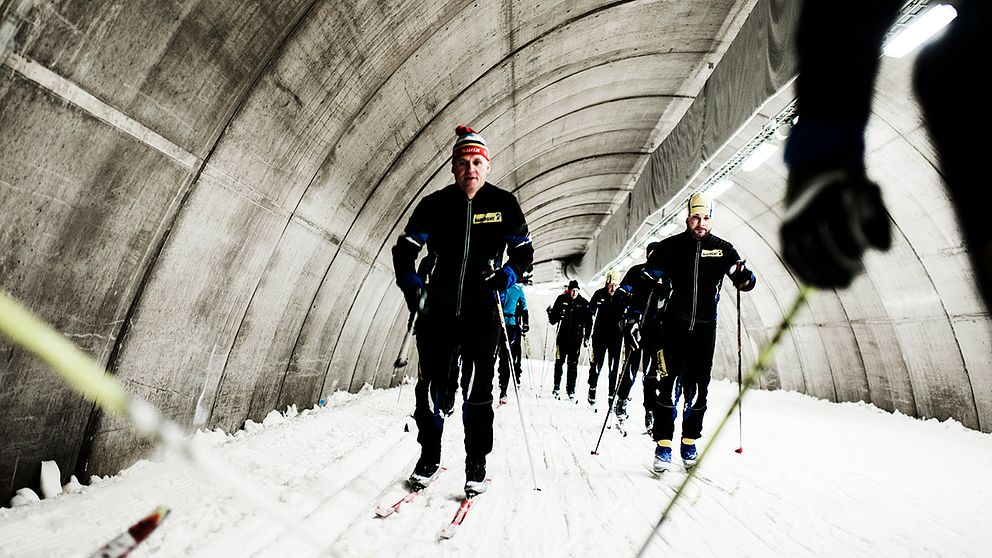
[392,125,756,494]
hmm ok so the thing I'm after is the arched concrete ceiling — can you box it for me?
[1,0,987,506]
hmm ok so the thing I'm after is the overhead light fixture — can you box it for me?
[883,4,956,58]
[620,256,633,268]
[706,179,735,199]
[740,142,779,172]
[659,222,678,235]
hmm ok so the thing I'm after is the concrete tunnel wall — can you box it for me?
[1,0,987,503]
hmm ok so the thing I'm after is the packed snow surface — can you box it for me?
[1,360,991,557]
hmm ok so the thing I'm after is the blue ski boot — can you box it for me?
[680,438,698,468]
[652,440,673,473]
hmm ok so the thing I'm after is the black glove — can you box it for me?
[482,267,512,292]
[520,310,530,334]
[730,262,755,290]
[546,306,559,324]
[623,318,640,349]
[583,337,590,348]
[781,169,891,288]
[398,271,426,314]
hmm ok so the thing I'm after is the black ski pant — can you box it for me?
[648,320,717,442]
[588,333,621,400]
[414,306,500,465]
[617,321,663,406]
[497,324,522,396]
[553,337,581,395]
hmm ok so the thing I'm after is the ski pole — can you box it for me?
[634,287,811,558]
[394,309,418,406]
[591,342,635,455]
[0,290,325,550]
[495,292,542,491]
[735,260,744,454]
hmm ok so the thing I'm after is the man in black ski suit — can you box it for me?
[587,270,623,407]
[782,1,992,315]
[613,244,671,432]
[392,126,533,495]
[546,280,591,401]
[641,193,755,473]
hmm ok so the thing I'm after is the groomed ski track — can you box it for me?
[1,359,990,557]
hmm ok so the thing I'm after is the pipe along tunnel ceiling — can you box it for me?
[0,0,989,502]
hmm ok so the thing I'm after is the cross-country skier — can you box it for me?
[613,244,671,431]
[586,270,623,407]
[640,192,755,472]
[392,126,533,495]
[546,280,591,401]
[497,278,529,404]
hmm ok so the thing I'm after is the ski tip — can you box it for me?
[374,506,395,518]
[735,447,743,454]
[439,527,456,539]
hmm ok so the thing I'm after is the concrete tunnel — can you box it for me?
[1,0,989,503]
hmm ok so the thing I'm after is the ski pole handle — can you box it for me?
[394,310,418,368]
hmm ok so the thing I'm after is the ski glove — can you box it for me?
[482,266,515,292]
[781,168,891,288]
[519,310,530,334]
[546,307,560,324]
[623,318,641,350]
[398,271,426,314]
[729,262,756,291]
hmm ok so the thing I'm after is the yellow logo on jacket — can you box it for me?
[701,249,723,257]
[473,212,502,224]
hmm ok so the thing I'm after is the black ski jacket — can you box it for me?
[590,287,622,341]
[549,293,591,344]
[615,263,671,327]
[392,182,533,317]
[647,230,755,329]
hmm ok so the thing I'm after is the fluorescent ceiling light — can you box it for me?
[620,256,633,267]
[659,222,678,235]
[883,4,956,58]
[741,142,779,172]
[706,179,735,199]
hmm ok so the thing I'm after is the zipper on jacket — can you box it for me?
[690,240,701,331]
[456,198,472,316]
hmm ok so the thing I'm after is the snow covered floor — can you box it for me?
[2,358,992,557]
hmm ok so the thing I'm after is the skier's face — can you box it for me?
[452,154,491,198]
[607,282,617,295]
[687,214,712,240]
[569,288,579,299]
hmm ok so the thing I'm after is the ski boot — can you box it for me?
[615,398,629,422]
[552,387,561,400]
[653,440,673,473]
[587,387,596,407]
[567,392,577,404]
[680,438,698,469]
[498,389,508,406]
[464,457,488,495]
[409,455,441,488]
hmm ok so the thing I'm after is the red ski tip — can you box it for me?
[735,447,743,454]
